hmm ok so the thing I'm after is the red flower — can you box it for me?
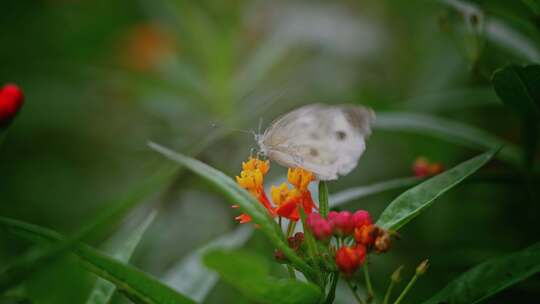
[0,84,24,128]
[275,190,315,221]
[335,245,366,275]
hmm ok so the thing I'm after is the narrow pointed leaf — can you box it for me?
[423,242,540,304]
[148,142,314,277]
[377,149,496,231]
[204,250,322,304]
[0,167,176,293]
[0,216,195,304]
[375,112,520,165]
[85,211,158,304]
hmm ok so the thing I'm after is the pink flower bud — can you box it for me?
[306,212,322,228]
[412,157,430,177]
[352,210,372,228]
[306,213,332,240]
[329,211,355,236]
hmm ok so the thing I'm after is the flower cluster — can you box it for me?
[233,157,316,223]
[412,157,445,178]
[307,210,392,275]
[0,84,24,128]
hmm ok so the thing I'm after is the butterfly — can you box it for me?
[256,103,375,180]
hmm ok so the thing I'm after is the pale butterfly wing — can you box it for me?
[258,104,374,180]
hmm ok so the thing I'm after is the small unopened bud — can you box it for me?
[274,250,287,263]
[306,213,332,240]
[416,259,429,275]
[428,163,445,175]
[328,211,355,236]
[412,157,430,177]
[352,210,372,228]
[391,265,404,283]
[288,232,304,250]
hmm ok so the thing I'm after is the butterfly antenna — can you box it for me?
[210,122,253,136]
[258,117,264,135]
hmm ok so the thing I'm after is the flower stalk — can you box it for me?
[318,181,329,218]
[383,265,403,304]
[393,260,429,304]
[363,261,375,302]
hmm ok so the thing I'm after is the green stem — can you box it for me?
[299,207,323,286]
[286,220,297,238]
[393,274,419,304]
[346,279,367,304]
[318,181,329,218]
[382,281,395,304]
[287,265,297,280]
[363,260,374,302]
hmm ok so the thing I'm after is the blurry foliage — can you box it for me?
[1,0,540,303]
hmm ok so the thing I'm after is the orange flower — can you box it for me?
[272,168,316,221]
[233,158,316,223]
[288,168,315,191]
[242,158,270,175]
[233,158,275,224]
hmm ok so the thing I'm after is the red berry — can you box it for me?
[0,84,24,128]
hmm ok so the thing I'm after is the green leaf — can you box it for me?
[148,142,315,278]
[85,211,158,304]
[523,0,540,15]
[423,241,540,304]
[330,177,420,208]
[163,226,254,302]
[0,216,195,304]
[376,149,496,231]
[0,167,176,293]
[492,64,540,119]
[374,112,520,165]
[203,250,322,304]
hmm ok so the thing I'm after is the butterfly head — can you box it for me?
[254,132,268,158]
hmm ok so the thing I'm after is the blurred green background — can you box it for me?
[1,0,539,303]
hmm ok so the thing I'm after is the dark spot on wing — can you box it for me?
[310,133,320,140]
[310,148,319,157]
[336,130,347,140]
